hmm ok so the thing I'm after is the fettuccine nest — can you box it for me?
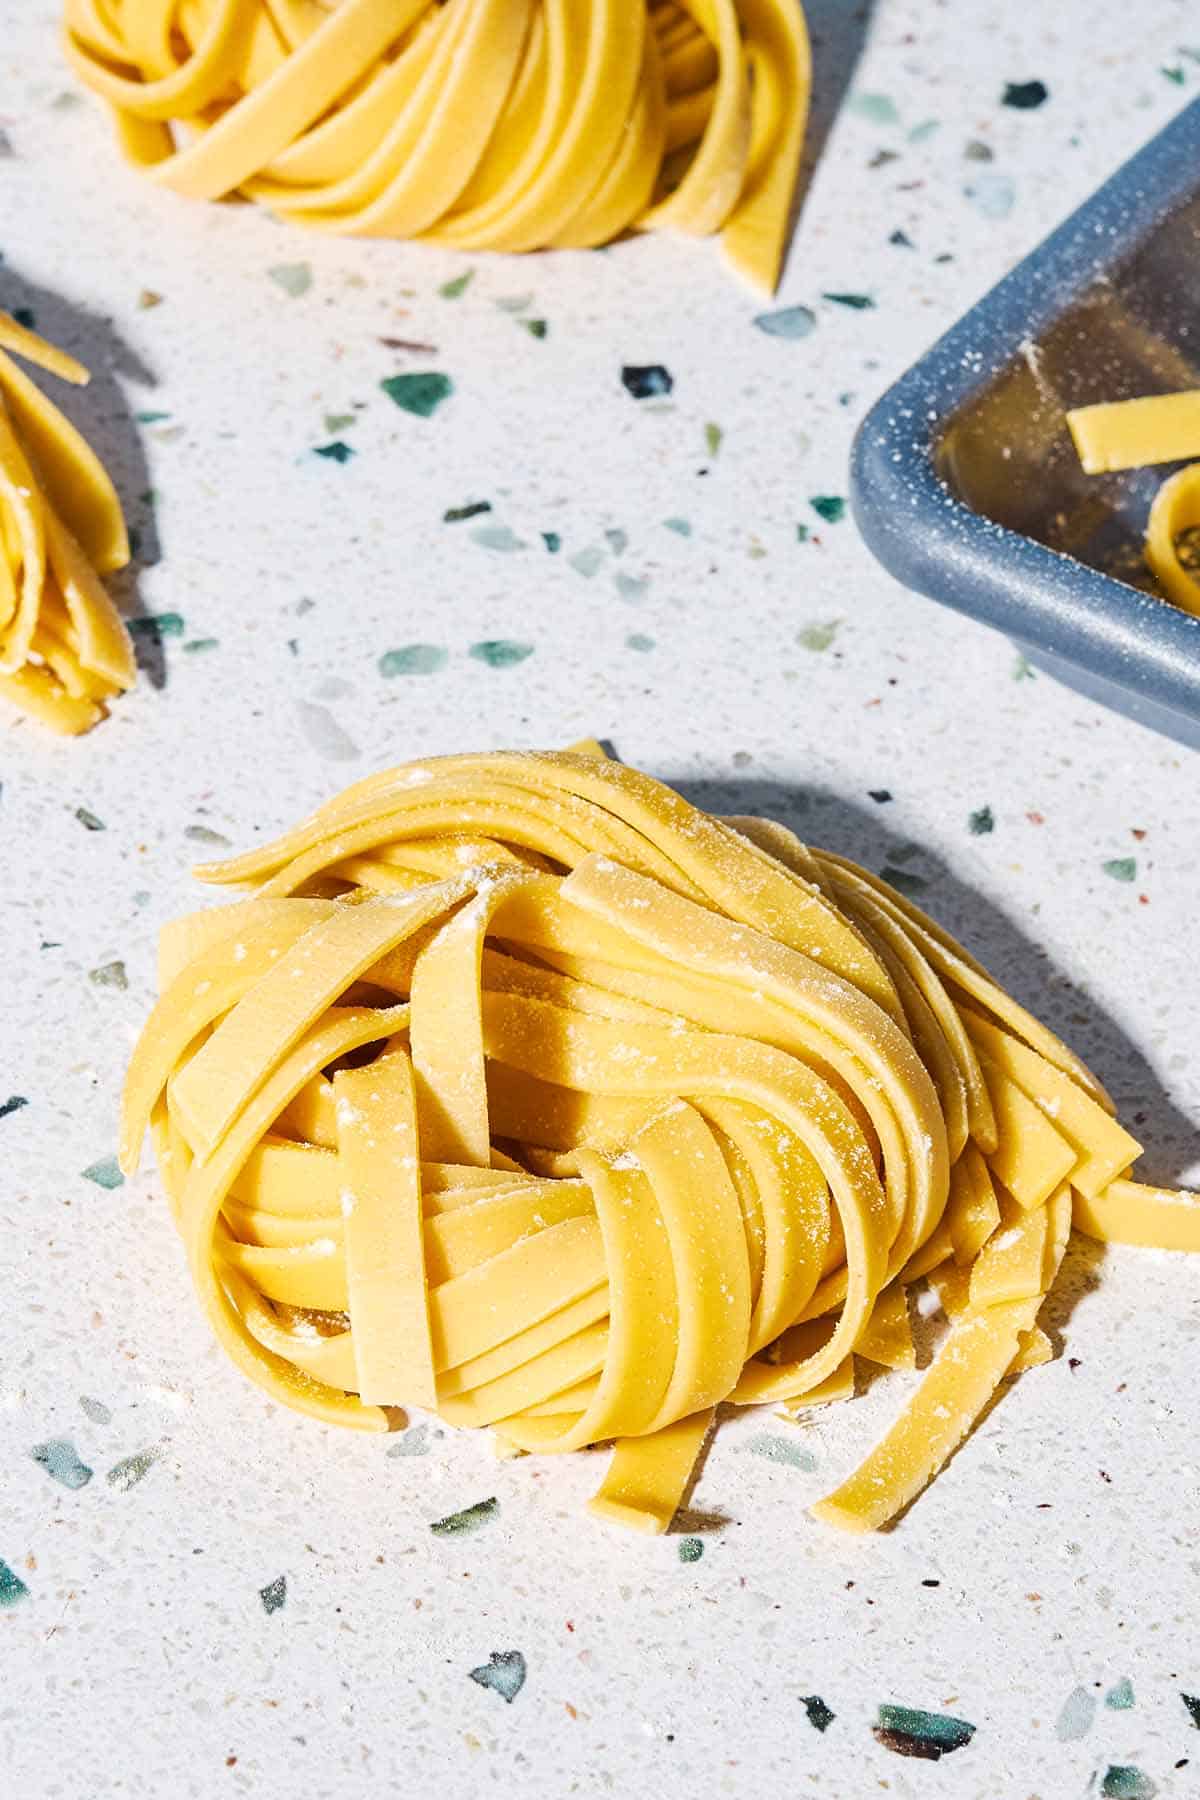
[64,1,810,291]
[122,748,1198,1533]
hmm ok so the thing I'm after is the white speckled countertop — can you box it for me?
[3,5,1200,1796]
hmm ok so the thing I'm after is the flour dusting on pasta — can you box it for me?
[122,747,1200,1533]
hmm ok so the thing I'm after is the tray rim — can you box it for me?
[850,96,1200,735]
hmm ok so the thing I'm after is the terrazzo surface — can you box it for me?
[3,4,1200,1795]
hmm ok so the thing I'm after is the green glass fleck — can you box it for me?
[89,960,128,990]
[83,1156,124,1189]
[876,1705,975,1756]
[520,318,548,339]
[753,306,817,339]
[801,1695,835,1733]
[182,638,220,655]
[129,611,185,639]
[1102,857,1137,883]
[134,411,171,425]
[444,501,492,523]
[968,805,995,835]
[796,523,810,542]
[662,517,692,536]
[323,413,355,434]
[267,263,312,297]
[107,1446,160,1492]
[468,1650,526,1703]
[471,525,527,552]
[744,1432,817,1471]
[809,495,845,523]
[438,269,474,298]
[313,441,354,464]
[1101,1767,1157,1800]
[822,292,876,310]
[378,645,448,678]
[31,1439,93,1490]
[75,806,105,831]
[626,633,656,652]
[469,640,534,669]
[0,1560,29,1608]
[541,531,561,553]
[704,421,723,456]
[431,1497,499,1537]
[569,546,605,578]
[260,1575,287,1614]
[0,1096,29,1120]
[677,1537,704,1563]
[798,619,840,652]
[387,1423,431,1457]
[380,373,454,417]
[1105,1678,1135,1710]
[850,92,901,126]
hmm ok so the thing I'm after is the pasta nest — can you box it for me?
[63,0,810,292]
[122,748,1196,1533]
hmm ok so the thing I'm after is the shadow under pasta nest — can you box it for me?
[785,0,879,255]
[1,266,166,689]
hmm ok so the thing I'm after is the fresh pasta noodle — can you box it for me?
[0,310,135,734]
[1064,393,1200,617]
[63,0,810,293]
[1144,461,1200,617]
[121,746,1199,1533]
[1066,390,1200,475]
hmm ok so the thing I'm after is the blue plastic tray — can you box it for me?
[851,98,1200,748]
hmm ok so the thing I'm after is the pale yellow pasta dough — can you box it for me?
[0,312,134,733]
[1066,391,1200,474]
[1063,391,1200,619]
[122,747,1199,1533]
[1144,461,1200,618]
[63,0,810,293]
